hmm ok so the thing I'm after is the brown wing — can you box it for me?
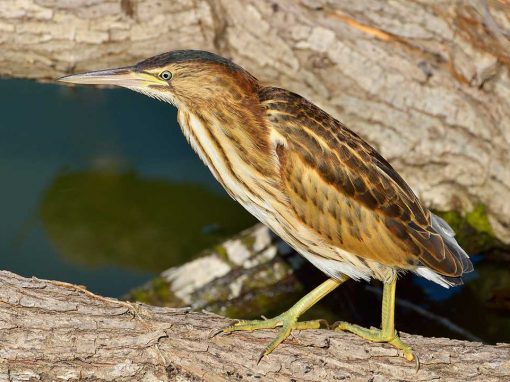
[259,87,469,277]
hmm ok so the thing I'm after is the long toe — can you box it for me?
[258,324,293,363]
[334,321,415,362]
[223,316,283,334]
[388,335,415,362]
[222,312,328,361]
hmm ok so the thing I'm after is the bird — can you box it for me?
[58,50,473,363]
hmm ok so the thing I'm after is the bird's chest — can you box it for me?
[177,110,282,223]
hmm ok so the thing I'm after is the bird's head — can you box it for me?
[58,50,259,110]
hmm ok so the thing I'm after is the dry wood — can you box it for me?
[1,0,510,243]
[127,224,304,317]
[0,270,509,381]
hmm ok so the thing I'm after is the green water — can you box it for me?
[0,79,256,296]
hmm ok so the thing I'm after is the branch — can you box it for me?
[0,270,508,381]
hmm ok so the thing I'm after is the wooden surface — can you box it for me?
[1,0,510,243]
[0,270,509,381]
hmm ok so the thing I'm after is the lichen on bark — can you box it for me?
[435,204,504,254]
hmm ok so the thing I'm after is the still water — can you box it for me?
[0,79,508,344]
[0,79,256,296]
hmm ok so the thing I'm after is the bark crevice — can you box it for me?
[1,270,509,381]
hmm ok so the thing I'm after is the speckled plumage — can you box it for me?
[58,50,474,362]
[159,52,473,286]
[59,49,473,286]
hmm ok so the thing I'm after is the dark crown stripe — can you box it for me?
[136,50,243,72]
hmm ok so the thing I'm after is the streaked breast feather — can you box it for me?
[177,110,277,223]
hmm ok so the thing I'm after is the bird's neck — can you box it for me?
[176,103,280,215]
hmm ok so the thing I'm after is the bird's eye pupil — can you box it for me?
[160,71,172,80]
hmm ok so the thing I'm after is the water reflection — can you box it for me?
[0,78,253,296]
[39,169,256,272]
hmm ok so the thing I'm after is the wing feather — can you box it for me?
[259,87,472,278]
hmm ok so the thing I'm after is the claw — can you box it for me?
[335,321,416,363]
[256,326,291,365]
[211,319,241,338]
[414,353,421,372]
[257,350,265,365]
[210,327,224,338]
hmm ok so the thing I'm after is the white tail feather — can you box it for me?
[415,267,454,288]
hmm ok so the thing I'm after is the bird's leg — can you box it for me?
[334,277,415,361]
[223,276,348,361]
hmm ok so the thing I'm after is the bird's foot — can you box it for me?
[222,310,328,362]
[333,321,415,362]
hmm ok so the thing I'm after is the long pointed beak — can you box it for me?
[57,66,153,88]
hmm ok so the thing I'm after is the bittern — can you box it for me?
[59,50,473,363]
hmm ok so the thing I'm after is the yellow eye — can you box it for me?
[159,70,172,80]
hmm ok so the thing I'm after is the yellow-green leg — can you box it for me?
[223,276,348,361]
[334,276,415,362]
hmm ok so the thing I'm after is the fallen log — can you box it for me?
[1,270,509,381]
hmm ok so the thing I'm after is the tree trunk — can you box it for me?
[0,270,508,381]
[1,0,510,242]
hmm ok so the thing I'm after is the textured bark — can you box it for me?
[0,270,509,381]
[1,1,510,242]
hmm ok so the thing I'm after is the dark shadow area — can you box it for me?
[283,248,510,345]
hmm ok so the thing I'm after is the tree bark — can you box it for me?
[0,270,508,381]
[127,225,305,318]
[1,0,510,242]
